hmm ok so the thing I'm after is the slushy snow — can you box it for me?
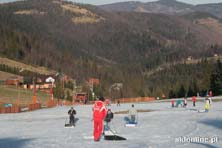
[0,101,222,148]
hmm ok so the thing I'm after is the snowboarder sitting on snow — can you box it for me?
[128,104,137,124]
[104,109,114,131]
[68,107,76,126]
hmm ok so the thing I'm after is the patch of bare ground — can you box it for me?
[14,9,46,15]
[61,4,105,24]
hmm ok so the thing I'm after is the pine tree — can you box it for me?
[192,80,199,96]
[187,85,194,97]
[66,90,72,102]
[168,89,176,98]
[177,85,186,98]
[210,60,222,96]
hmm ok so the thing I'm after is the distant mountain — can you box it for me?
[99,0,194,14]
[1,0,222,97]
[194,3,222,19]
[99,0,222,18]
[99,1,144,12]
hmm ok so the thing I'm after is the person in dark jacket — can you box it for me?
[104,109,114,131]
[68,107,76,126]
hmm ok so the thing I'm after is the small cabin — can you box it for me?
[74,93,87,103]
[5,76,23,85]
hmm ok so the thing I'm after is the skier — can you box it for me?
[183,97,187,108]
[117,100,120,106]
[93,96,107,141]
[209,90,213,97]
[171,99,175,108]
[205,96,210,112]
[128,104,137,124]
[68,107,76,126]
[192,96,197,107]
[104,109,114,132]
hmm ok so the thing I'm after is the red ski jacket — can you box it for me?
[192,96,197,102]
[93,101,107,120]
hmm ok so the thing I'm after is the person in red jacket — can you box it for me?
[93,96,107,141]
[171,99,175,108]
[209,90,213,97]
[192,96,197,107]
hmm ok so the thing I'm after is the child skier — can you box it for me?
[104,109,114,132]
[205,96,212,112]
[192,96,197,107]
[183,97,187,108]
[171,99,175,108]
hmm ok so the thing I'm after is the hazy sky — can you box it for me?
[1,0,222,5]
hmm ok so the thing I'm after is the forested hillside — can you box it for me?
[1,0,222,98]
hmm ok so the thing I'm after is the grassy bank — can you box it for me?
[0,85,51,107]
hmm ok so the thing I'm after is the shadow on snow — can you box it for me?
[0,138,33,148]
[199,118,222,130]
[192,142,218,148]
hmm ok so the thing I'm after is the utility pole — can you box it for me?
[46,77,55,101]
[91,81,94,101]
[17,69,24,106]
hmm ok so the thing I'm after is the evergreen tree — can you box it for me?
[177,85,186,98]
[187,85,194,97]
[210,60,222,96]
[66,90,72,102]
[192,80,199,96]
[53,81,65,99]
[168,89,176,98]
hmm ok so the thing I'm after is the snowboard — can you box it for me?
[104,135,127,140]
[83,130,126,141]
[198,109,208,113]
[125,123,137,127]
[64,124,75,128]
[104,130,126,141]
[124,116,137,127]
[64,118,79,127]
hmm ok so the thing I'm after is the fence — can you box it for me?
[0,106,21,113]
[28,103,41,111]
[47,100,73,108]
[117,97,155,103]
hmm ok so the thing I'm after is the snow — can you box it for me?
[0,101,222,148]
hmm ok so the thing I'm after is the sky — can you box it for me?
[1,0,222,5]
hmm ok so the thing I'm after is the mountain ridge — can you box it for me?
[99,0,222,18]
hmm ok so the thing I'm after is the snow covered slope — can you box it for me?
[0,101,221,148]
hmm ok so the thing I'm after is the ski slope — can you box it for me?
[0,101,222,148]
